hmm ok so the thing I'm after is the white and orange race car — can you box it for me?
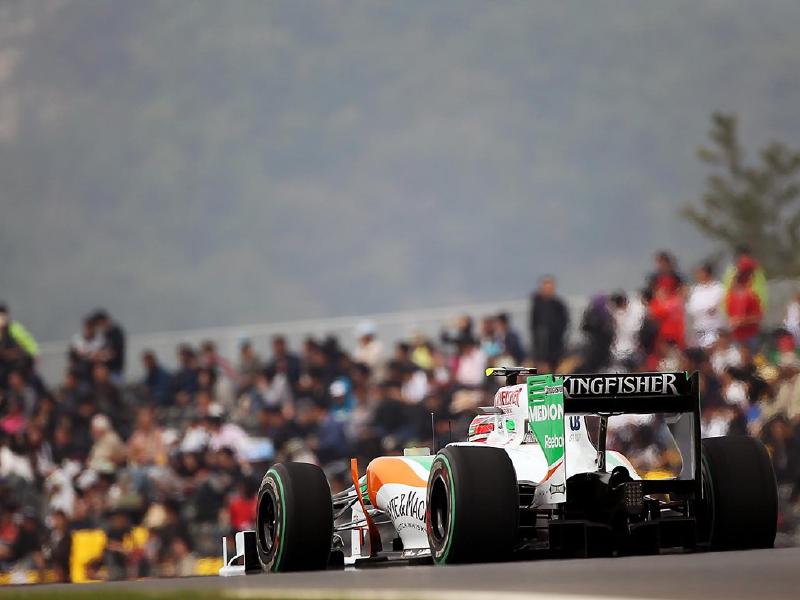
[222,367,777,574]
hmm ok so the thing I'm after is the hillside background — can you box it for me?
[2,0,800,340]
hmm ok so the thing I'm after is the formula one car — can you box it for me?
[229,368,777,574]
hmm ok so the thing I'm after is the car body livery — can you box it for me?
[222,367,778,574]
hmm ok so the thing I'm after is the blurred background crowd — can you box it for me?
[2,246,800,582]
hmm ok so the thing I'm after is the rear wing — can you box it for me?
[525,371,701,504]
[561,372,699,415]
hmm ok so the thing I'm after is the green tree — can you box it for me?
[683,112,800,277]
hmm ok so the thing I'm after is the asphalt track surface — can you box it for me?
[9,548,799,599]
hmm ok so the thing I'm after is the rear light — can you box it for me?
[468,418,495,441]
[474,422,494,436]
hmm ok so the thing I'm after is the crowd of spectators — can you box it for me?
[2,245,800,581]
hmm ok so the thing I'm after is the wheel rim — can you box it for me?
[429,474,449,547]
[258,491,277,555]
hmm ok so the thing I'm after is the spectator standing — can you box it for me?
[723,246,768,311]
[237,338,263,392]
[353,322,384,373]
[649,284,686,349]
[0,303,38,358]
[171,345,199,404]
[267,335,302,388]
[646,251,683,296]
[610,292,644,367]
[529,276,569,372]
[726,268,763,351]
[140,350,172,406]
[686,263,725,348]
[579,295,614,372]
[68,316,104,383]
[0,303,37,386]
[92,310,126,380]
[495,312,525,365]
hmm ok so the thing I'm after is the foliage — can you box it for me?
[683,113,800,277]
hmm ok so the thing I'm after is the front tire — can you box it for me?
[255,462,333,572]
[700,436,777,550]
[426,445,518,564]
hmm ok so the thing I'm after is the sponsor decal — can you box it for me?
[563,373,685,398]
[544,434,564,449]
[386,490,426,528]
[549,483,566,495]
[527,374,567,482]
[402,548,431,558]
[569,416,581,431]
[494,387,523,407]
[530,402,564,423]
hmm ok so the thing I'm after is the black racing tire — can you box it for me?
[255,462,333,572]
[700,435,777,550]
[426,445,518,564]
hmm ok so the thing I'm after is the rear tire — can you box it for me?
[255,462,333,572]
[426,445,518,564]
[700,436,777,550]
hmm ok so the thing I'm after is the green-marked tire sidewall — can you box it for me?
[430,454,456,564]
[256,462,333,572]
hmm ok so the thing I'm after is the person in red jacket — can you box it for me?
[726,269,762,351]
[227,478,258,532]
[649,285,686,349]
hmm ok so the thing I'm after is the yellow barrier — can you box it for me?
[69,526,150,583]
[195,557,224,575]
[3,528,223,584]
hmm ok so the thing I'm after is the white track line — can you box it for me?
[229,589,650,600]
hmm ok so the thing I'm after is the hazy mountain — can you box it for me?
[2,0,800,340]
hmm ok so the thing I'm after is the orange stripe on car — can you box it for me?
[366,457,427,506]
[539,458,564,483]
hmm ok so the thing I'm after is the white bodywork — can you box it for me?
[354,383,639,557]
[469,383,639,496]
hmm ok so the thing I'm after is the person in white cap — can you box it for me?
[87,414,125,471]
